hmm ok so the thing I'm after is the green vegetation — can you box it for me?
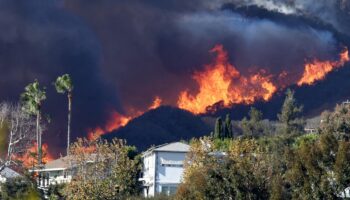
[63,138,141,200]
[176,90,350,199]
[241,107,266,137]
[0,177,42,200]
[277,89,305,135]
[212,114,234,139]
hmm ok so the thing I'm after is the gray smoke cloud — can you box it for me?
[64,0,340,109]
[0,0,122,154]
[0,0,348,154]
[231,0,350,34]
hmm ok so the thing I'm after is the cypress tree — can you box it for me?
[224,114,233,138]
[214,117,223,139]
[277,89,304,135]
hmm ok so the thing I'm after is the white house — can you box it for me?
[34,154,101,189]
[34,156,72,189]
[0,166,22,183]
[139,142,190,197]
[0,166,22,192]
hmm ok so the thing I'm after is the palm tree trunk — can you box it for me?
[37,111,42,166]
[67,92,72,156]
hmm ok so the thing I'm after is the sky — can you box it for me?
[0,0,350,155]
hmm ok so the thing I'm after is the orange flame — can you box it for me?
[87,45,349,141]
[13,143,54,168]
[149,96,162,110]
[88,112,132,141]
[177,44,277,114]
[88,96,162,140]
[298,48,349,86]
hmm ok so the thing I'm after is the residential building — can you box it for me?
[0,166,22,183]
[0,166,22,192]
[34,156,71,189]
[139,142,190,197]
[34,154,100,189]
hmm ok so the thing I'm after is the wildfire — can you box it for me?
[297,48,349,86]
[177,45,277,114]
[88,112,132,141]
[149,96,162,110]
[14,143,54,168]
[88,96,162,140]
[87,45,350,141]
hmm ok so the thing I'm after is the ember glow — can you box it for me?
[88,96,163,140]
[177,45,277,114]
[298,48,349,86]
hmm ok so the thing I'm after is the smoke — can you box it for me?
[0,0,121,155]
[0,0,348,154]
[64,0,340,109]
[230,0,350,34]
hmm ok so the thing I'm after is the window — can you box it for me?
[161,186,168,194]
[161,164,183,167]
[169,186,177,194]
[161,185,178,195]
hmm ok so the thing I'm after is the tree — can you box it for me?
[0,177,42,200]
[47,184,65,200]
[241,107,265,137]
[64,138,141,200]
[334,141,350,195]
[21,80,46,166]
[177,137,270,200]
[277,89,305,135]
[214,117,223,139]
[0,103,36,170]
[55,74,73,156]
[224,114,233,138]
[320,103,350,141]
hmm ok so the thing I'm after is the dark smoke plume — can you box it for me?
[0,0,349,154]
[0,0,121,155]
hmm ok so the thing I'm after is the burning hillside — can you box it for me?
[298,48,350,86]
[177,45,277,114]
[2,0,350,157]
[89,44,349,139]
[88,96,163,140]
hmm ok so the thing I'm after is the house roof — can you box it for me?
[0,167,22,179]
[43,156,70,171]
[143,142,190,156]
[37,154,98,172]
[305,116,321,129]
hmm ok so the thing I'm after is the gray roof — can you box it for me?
[40,154,98,171]
[305,116,321,129]
[44,156,70,170]
[144,142,190,155]
[0,167,22,179]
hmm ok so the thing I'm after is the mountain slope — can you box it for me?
[103,106,211,151]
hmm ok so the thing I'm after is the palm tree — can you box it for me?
[21,80,46,166]
[55,74,73,156]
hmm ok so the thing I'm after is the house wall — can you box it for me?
[38,170,71,188]
[154,152,187,195]
[0,176,6,183]
[141,151,187,197]
[142,152,156,197]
